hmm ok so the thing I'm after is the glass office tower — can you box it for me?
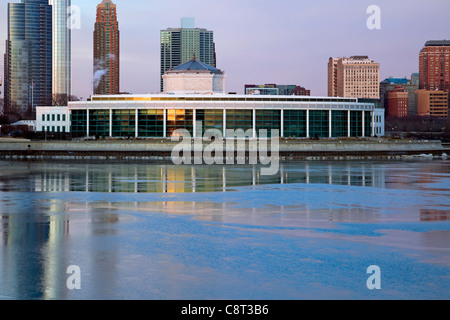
[160,18,216,92]
[52,0,72,102]
[4,0,52,117]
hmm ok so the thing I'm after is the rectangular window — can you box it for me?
[284,110,307,138]
[331,110,348,138]
[71,110,88,137]
[138,109,164,137]
[309,110,329,138]
[196,109,223,136]
[166,109,193,137]
[112,109,136,137]
[225,109,253,134]
[42,114,45,121]
[255,110,281,138]
[350,111,363,137]
[90,110,110,137]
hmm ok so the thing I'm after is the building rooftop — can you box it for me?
[169,58,223,74]
[425,40,450,46]
[381,77,409,85]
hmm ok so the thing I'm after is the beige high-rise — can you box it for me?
[328,56,380,99]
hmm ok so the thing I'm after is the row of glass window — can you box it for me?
[42,113,66,122]
[71,109,373,138]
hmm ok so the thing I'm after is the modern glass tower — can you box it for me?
[52,0,72,102]
[4,0,52,117]
[93,0,120,95]
[160,18,216,92]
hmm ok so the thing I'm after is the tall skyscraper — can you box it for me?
[328,56,380,99]
[418,41,450,116]
[419,40,450,93]
[4,0,52,117]
[160,18,216,92]
[52,0,72,103]
[93,0,120,95]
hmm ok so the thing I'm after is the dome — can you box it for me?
[169,57,223,74]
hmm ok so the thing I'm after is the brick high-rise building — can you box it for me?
[328,56,380,99]
[93,0,120,95]
[418,41,450,117]
[419,41,450,93]
[380,77,419,115]
[387,86,408,117]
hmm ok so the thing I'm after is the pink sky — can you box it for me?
[1,0,450,100]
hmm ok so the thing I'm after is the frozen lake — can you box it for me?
[0,159,449,300]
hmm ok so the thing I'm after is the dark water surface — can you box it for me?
[0,160,449,300]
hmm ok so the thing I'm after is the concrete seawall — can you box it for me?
[0,138,447,161]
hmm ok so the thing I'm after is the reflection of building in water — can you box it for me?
[31,162,387,194]
[0,198,70,299]
[420,209,450,221]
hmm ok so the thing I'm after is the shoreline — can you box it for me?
[0,138,448,162]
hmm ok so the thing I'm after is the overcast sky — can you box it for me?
[1,0,450,100]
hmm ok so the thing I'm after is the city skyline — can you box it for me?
[1,0,450,101]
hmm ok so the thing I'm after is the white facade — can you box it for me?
[162,72,226,95]
[374,108,385,137]
[36,106,70,133]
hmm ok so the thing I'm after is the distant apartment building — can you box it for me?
[93,0,120,95]
[328,56,380,99]
[416,89,448,117]
[419,40,450,93]
[411,73,419,86]
[418,40,450,116]
[387,86,408,117]
[379,77,419,116]
[245,84,310,96]
[160,18,216,92]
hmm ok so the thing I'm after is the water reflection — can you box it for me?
[1,160,449,300]
[0,161,392,193]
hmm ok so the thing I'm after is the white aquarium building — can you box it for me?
[36,94,384,139]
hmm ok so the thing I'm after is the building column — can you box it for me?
[306,109,310,138]
[280,109,284,138]
[252,109,256,138]
[109,109,113,137]
[347,110,351,138]
[193,109,197,138]
[135,109,139,138]
[329,109,332,138]
[163,109,167,138]
[223,109,227,138]
[86,109,90,137]
[362,110,365,138]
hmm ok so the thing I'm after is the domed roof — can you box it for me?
[170,57,223,74]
